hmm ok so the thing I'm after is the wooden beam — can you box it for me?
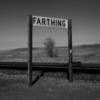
[68,19,73,82]
[28,15,33,87]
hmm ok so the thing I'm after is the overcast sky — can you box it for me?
[0,0,100,50]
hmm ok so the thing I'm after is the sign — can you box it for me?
[32,16,68,29]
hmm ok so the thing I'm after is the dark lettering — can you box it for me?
[51,19,56,27]
[32,16,67,28]
[42,18,46,26]
[57,20,62,27]
[62,20,66,27]
[32,17,37,24]
[46,18,50,26]
[55,20,58,27]
[37,18,41,25]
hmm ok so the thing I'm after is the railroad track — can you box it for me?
[0,62,100,71]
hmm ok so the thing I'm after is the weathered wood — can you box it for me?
[28,15,33,87]
[68,19,73,82]
[27,16,73,85]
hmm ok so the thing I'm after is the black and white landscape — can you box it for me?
[0,0,100,99]
[0,44,100,63]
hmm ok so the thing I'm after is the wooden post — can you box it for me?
[68,19,73,82]
[28,15,33,86]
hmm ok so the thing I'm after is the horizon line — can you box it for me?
[0,43,100,51]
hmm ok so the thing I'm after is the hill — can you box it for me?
[0,44,100,63]
[0,44,100,100]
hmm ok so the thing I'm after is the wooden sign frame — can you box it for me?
[28,15,73,86]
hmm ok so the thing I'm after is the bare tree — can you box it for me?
[43,37,58,57]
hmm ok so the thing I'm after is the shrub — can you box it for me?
[43,37,58,57]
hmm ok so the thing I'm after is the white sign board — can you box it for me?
[32,16,68,29]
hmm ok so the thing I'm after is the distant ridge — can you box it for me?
[0,43,100,52]
[0,43,100,63]
[75,43,100,47]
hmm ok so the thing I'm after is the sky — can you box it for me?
[0,0,100,50]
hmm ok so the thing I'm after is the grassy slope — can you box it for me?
[0,44,100,100]
[0,44,100,63]
[0,76,100,100]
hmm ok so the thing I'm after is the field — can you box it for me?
[1,74,100,100]
[0,44,100,100]
[0,44,100,63]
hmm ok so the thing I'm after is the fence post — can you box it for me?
[68,19,73,82]
[28,15,33,87]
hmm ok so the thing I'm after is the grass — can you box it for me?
[1,69,100,82]
[0,44,100,99]
[0,72,100,100]
[0,44,100,63]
